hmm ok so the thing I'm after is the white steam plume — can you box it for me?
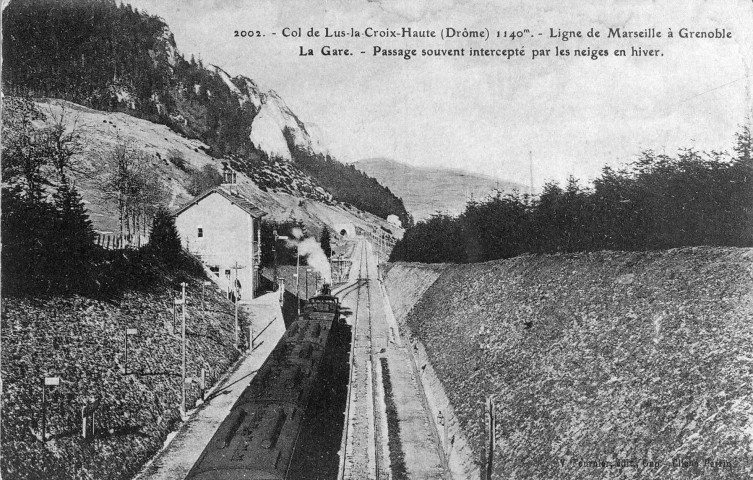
[286,229,332,284]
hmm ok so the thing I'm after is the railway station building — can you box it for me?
[174,173,266,300]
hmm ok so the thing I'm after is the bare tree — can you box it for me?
[99,137,168,238]
[2,99,85,195]
[1,97,48,197]
[129,168,169,236]
[44,104,84,184]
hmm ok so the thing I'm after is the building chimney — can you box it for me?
[222,165,237,194]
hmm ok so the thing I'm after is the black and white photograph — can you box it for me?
[1,0,752,478]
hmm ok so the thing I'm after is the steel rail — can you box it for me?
[337,240,375,480]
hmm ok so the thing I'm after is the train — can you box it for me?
[185,285,341,480]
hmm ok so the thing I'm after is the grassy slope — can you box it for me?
[1,265,245,480]
[386,247,753,479]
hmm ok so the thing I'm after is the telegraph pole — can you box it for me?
[529,150,534,197]
[305,267,312,300]
[229,261,246,347]
[273,231,289,287]
[255,225,262,298]
[295,245,301,316]
[180,282,187,419]
[273,230,278,283]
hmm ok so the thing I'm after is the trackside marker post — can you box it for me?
[202,281,211,310]
[124,328,138,375]
[41,377,60,442]
[484,394,496,479]
[249,323,254,350]
[81,399,100,439]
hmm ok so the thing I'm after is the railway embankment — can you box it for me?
[383,247,753,479]
[1,269,252,480]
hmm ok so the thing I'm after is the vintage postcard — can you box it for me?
[2,0,752,479]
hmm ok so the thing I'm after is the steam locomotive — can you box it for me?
[185,285,341,480]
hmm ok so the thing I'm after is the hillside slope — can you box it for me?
[384,247,753,479]
[354,157,524,221]
[30,98,399,239]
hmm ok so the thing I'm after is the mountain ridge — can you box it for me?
[353,157,525,221]
[356,157,504,179]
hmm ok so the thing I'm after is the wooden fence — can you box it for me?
[95,233,149,250]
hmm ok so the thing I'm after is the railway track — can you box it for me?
[338,239,450,480]
[338,240,385,480]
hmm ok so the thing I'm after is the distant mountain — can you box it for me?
[353,158,525,222]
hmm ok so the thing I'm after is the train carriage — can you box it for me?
[186,286,340,480]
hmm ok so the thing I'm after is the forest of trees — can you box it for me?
[2,0,410,225]
[2,0,175,119]
[288,138,412,227]
[390,127,753,263]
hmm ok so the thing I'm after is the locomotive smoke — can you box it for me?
[288,228,333,284]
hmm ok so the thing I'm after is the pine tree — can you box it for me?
[320,227,332,258]
[53,181,96,289]
[734,123,752,164]
[148,206,182,263]
[1,185,58,293]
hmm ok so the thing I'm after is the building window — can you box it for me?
[197,227,203,238]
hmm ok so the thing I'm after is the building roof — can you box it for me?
[174,186,267,218]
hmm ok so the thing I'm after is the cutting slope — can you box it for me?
[354,157,524,221]
[380,262,447,323]
[384,247,753,479]
[1,263,243,480]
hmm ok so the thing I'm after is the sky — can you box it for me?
[128,0,752,188]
